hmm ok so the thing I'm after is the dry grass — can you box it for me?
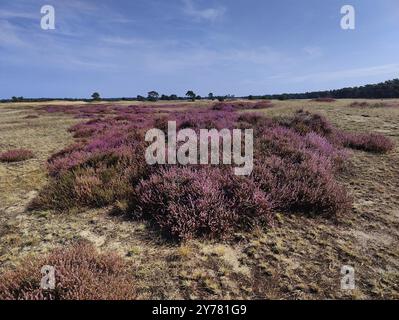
[0,99,398,299]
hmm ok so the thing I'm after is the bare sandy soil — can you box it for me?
[0,99,398,299]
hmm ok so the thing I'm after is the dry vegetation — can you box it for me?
[0,99,398,299]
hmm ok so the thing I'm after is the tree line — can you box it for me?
[256,79,399,100]
[2,79,399,103]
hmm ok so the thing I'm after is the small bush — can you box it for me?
[128,167,273,241]
[0,149,34,163]
[342,132,395,153]
[349,101,399,108]
[253,155,351,216]
[0,242,136,300]
[278,110,334,136]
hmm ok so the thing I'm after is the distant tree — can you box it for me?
[169,94,178,100]
[208,93,214,100]
[217,96,226,102]
[196,95,202,100]
[91,92,101,101]
[137,95,146,101]
[259,78,399,100]
[160,94,169,101]
[147,91,159,102]
[11,96,24,102]
[186,90,196,101]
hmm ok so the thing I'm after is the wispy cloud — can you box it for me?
[290,64,399,83]
[182,0,225,22]
[0,20,26,47]
[302,46,323,59]
[0,8,37,20]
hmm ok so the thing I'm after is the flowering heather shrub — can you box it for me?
[342,132,395,153]
[174,110,238,131]
[252,155,351,216]
[211,102,235,112]
[0,149,34,163]
[211,101,273,111]
[237,113,270,126]
[129,167,273,240]
[0,242,136,300]
[31,128,149,211]
[35,103,395,239]
[304,132,349,170]
[278,110,395,154]
[278,110,334,136]
[251,125,351,215]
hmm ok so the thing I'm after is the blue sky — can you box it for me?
[1,0,399,98]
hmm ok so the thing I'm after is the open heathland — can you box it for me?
[1,99,398,299]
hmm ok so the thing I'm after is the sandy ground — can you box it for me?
[0,99,398,299]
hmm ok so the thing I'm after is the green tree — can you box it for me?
[147,91,159,102]
[217,96,226,102]
[91,92,101,101]
[186,90,196,101]
[208,93,214,100]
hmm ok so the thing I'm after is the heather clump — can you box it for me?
[0,149,34,163]
[211,101,273,111]
[252,125,351,215]
[342,132,395,153]
[253,155,351,216]
[128,166,273,240]
[32,129,149,211]
[175,110,238,131]
[278,110,334,136]
[349,101,398,108]
[277,110,395,155]
[0,242,136,300]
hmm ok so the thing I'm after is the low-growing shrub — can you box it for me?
[0,242,136,300]
[278,110,334,137]
[128,167,273,240]
[0,149,34,163]
[253,155,351,216]
[211,101,273,111]
[349,101,398,108]
[342,132,395,153]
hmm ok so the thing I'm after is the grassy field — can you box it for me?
[0,99,398,299]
